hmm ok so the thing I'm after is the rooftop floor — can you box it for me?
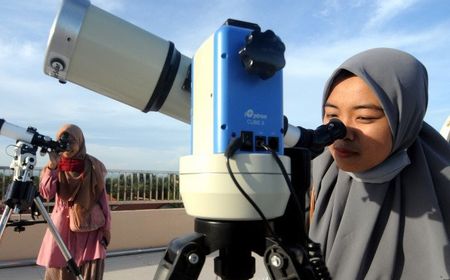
[0,250,271,280]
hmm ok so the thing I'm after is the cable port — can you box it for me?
[268,137,279,152]
[255,136,267,151]
[240,131,253,151]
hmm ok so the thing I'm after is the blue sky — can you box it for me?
[0,0,449,170]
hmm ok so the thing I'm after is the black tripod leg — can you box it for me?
[0,205,13,240]
[33,197,84,280]
[154,232,206,280]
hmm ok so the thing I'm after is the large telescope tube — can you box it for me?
[44,0,191,123]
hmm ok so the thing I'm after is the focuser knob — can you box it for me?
[239,29,286,80]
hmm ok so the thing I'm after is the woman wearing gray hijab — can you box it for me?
[308,48,450,279]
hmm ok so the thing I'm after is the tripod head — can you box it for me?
[5,140,38,211]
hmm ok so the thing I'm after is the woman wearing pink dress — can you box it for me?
[36,124,111,280]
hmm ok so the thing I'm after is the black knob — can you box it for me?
[238,29,286,80]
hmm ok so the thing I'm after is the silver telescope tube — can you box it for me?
[44,0,191,123]
[0,119,34,143]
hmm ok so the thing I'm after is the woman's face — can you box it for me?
[324,75,393,172]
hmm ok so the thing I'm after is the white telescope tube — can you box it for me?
[0,119,34,143]
[44,0,191,123]
[283,124,301,148]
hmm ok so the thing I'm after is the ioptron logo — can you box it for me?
[244,109,267,126]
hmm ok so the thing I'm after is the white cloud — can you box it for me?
[318,0,365,17]
[0,39,41,63]
[365,0,420,29]
[319,0,341,16]
[284,21,450,80]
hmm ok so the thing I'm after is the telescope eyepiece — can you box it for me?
[56,132,71,152]
[326,118,347,140]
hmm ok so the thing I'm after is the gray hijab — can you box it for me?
[309,48,450,279]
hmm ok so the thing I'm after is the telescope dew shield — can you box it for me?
[44,0,191,123]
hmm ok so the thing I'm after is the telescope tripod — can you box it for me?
[154,148,330,280]
[154,219,327,280]
[0,141,83,280]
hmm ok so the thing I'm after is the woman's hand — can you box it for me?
[47,151,60,169]
[101,229,111,248]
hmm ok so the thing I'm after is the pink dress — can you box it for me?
[36,168,111,268]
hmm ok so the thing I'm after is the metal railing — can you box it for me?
[106,169,181,202]
[0,166,181,206]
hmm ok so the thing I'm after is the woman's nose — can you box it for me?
[340,119,355,141]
